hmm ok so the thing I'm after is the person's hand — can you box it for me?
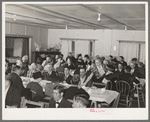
[63,81,67,84]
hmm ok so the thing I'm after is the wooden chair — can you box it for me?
[134,84,145,107]
[116,80,131,107]
[21,99,44,108]
[105,80,112,90]
[90,101,98,108]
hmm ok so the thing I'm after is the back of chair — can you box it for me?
[105,80,112,90]
[116,80,131,96]
[45,83,54,97]
[22,99,44,108]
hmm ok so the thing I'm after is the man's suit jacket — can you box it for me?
[5,86,21,108]
[8,73,25,96]
[64,75,73,84]
[118,73,140,89]
[104,71,120,90]
[43,71,58,82]
[49,97,72,108]
[64,86,90,100]
[131,68,144,79]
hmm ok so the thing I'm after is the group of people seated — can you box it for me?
[5,52,145,108]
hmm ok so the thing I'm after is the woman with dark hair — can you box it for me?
[66,57,75,70]
[76,54,86,70]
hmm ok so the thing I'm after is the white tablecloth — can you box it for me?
[82,87,118,104]
[21,77,52,91]
[21,77,118,104]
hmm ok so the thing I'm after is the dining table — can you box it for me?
[21,76,119,105]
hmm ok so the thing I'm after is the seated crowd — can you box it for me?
[5,53,145,108]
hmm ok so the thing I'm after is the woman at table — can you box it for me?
[65,57,75,71]
[64,74,89,100]
[27,63,37,78]
[26,71,45,101]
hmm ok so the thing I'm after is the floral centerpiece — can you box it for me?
[45,43,61,52]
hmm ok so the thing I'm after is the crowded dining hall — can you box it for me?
[5,3,146,108]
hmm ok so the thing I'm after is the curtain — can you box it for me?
[139,43,145,63]
[13,38,23,57]
[22,38,29,57]
[119,42,139,64]
[6,37,14,57]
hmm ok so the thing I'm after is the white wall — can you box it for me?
[48,29,145,57]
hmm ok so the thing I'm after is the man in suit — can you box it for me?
[78,67,93,87]
[102,64,120,90]
[63,66,73,84]
[66,52,76,66]
[49,85,72,108]
[8,65,25,96]
[118,66,140,89]
[116,63,125,76]
[84,54,92,72]
[118,56,127,68]
[42,64,58,82]
[5,75,21,108]
[64,74,89,100]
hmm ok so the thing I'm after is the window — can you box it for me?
[119,41,145,63]
[6,37,29,58]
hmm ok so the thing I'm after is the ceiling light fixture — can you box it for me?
[97,13,101,21]
[13,15,16,21]
[125,26,127,31]
[66,25,67,29]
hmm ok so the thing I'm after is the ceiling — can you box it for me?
[5,3,145,30]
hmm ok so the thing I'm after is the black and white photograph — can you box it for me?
[2,1,148,120]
